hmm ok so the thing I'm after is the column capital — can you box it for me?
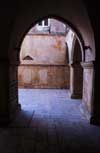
[69,62,81,67]
[81,61,95,69]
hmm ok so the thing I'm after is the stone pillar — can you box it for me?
[69,62,83,99]
[8,61,21,122]
[8,48,21,122]
[0,59,10,125]
[81,61,94,118]
[0,49,21,126]
[89,61,100,125]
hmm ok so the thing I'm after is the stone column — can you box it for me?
[8,61,21,122]
[0,49,21,126]
[8,48,21,122]
[89,61,100,125]
[69,62,83,99]
[81,61,94,118]
[0,58,10,125]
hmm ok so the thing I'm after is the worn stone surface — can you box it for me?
[18,34,69,88]
[0,89,100,153]
[83,67,94,113]
[20,35,67,65]
[18,65,69,88]
[70,64,83,99]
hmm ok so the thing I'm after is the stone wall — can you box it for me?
[18,34,69,88]
[18,65,69,88]
[29,18,66,34]
[50,19,66,33]
[20,34,67,65]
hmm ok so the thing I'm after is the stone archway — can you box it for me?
[18,17,70,89]
[4,0,95,125]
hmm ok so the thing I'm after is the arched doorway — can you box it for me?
[7,1,95,125]
[17,17,85,111]
[18,17,70,90]
[1,1,100,153]
[69,38,83,99]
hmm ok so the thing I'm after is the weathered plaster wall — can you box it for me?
[20,35,67,64]
[50,19,66,33]
[18,34,69,88]
[18,65,69,88]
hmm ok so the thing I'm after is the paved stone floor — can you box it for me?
[0,89,100,153]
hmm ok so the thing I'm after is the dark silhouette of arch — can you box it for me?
[18,15,85,62]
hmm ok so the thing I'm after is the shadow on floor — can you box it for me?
[0,110,99,153]
[0,89,100,153]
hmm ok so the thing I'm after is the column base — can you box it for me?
[9,103,21,122]
[79,101,91,120]
[90,115,100,126]
[70,93,82,99]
